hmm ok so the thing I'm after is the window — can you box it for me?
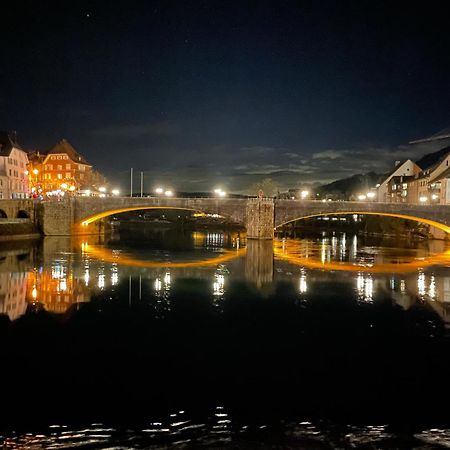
[66,164,71,170]
[57,173,62,179]
[65,172,71,178]
[57,165,62,170]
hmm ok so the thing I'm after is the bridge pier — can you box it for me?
[246,198,274,239]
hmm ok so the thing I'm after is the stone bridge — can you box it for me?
[2,197,450,239]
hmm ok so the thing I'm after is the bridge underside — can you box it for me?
[274,211,450,236]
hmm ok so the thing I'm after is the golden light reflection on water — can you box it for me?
[274,238,450,273]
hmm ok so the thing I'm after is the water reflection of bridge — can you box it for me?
[2,235,450,324]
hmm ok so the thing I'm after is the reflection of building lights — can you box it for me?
[155,278,162,291]
[418,272,426,296]
[213,274,225,296]
[429,275,436,300]
[390,277,395,290]
[400,279,406,293]
[60,279,67,291]
[98,274,105,289]
[84,269,90,286]
[164,272,171,286]
[299,269,307,294]
[32,286,37,300]
[111,272,119,286]
[356,273,373,302]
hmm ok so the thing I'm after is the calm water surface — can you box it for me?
[1,227,450,448]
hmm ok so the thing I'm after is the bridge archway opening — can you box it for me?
[0,209,7,219]
[275,211,450,235]
[78,206,227,227]
[17,210,30,219]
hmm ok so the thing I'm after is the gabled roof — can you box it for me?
[47,139,91,165]
[0,131,23,156]
[380,159,420,185]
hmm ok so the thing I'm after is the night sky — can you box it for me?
[1,1,449,193]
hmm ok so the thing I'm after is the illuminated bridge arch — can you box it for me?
[72,197,248,229]
[80,206,211,226]
[274,211,450,235]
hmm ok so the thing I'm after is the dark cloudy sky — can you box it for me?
[1,1,449,193]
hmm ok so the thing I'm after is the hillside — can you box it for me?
[317,172,382,199]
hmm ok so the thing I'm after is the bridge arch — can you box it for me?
[274,211,450,235]
[79,206,226,227]
[0,209,7,218]
[17,210,30,219]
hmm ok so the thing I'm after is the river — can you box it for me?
[1,227,450,448]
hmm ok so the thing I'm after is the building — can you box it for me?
[377,159,421,203]
[29,139,92,194]
[0,131,30,199]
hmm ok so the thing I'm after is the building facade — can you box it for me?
[28,139,92,194]
[0,131,30,199]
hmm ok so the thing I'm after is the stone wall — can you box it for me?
[246,198,274,239]
[36,200,73,236]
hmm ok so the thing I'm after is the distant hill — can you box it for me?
[317,172,382,199]
[415,145,450,170]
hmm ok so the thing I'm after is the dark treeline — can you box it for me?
[0,279,447,432]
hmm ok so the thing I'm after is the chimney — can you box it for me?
[11,130,17,144]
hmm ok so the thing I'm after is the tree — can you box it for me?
[249,178,278,197]
[80,169,109,190]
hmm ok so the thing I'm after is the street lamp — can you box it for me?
[357,194,367,201]
[99,186,107,193]
[366,192,376,200]
[111,189,120,196]
[300,190,309,199]
[419,196,428,203]
[155,187,164,195]
[165,190,173,197]
[214,188,226,197]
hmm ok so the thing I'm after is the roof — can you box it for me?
[415,145,450,171]
[48,139,91,165]
[380,159,419,185]
[430,166,450,183]
[0,131,23,156]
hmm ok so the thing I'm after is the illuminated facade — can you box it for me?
[28,139,92,194]
[0,131,30,199]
